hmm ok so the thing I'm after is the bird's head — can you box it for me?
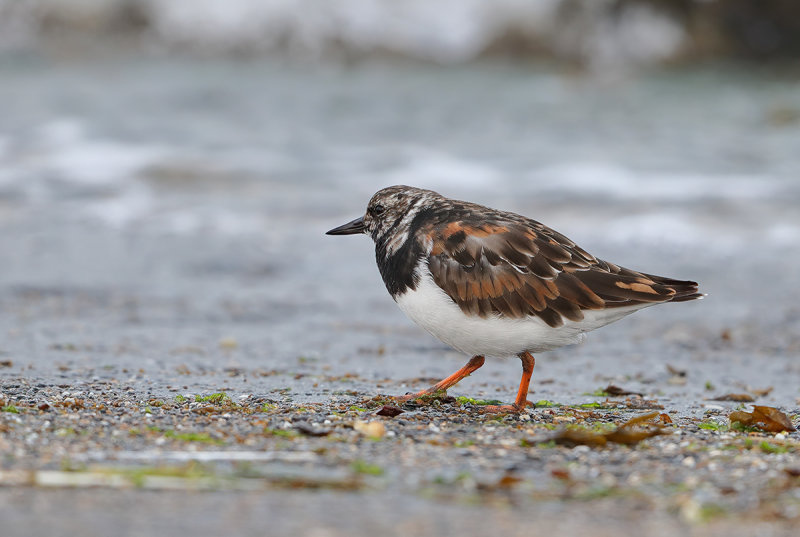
[326,186,439,246]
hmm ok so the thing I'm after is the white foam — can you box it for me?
[603,212,704,247]
[766,224,800,246]
[84,185,154,229]
[156,210,265,236]
[527,162,780,201]
[378,149,501,190]
[40,126,164,187]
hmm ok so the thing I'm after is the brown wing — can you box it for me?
[425,219,701,328]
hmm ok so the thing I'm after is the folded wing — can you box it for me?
[425,218,701,328]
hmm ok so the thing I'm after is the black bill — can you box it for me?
[326,216,365,235]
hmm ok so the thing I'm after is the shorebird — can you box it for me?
[327,185,702,412]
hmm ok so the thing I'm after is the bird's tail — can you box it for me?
[642,273,705,302]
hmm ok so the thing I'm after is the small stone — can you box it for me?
[354,419,386,439]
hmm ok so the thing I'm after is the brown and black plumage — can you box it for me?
[327,185,703,412]
[423,213,702,327]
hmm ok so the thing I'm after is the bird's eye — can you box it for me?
[371,204,385,216]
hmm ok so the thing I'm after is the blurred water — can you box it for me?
[2,57,799,243]
[0,55,799,394]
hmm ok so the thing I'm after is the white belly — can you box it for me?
[394,272,645,357]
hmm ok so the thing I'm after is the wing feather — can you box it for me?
[425,216,700,327]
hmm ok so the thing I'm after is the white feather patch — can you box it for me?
[395,271,649,357]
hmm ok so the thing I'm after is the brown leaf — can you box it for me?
[550,468,571,480]
[551,411,667,447]
[552,428,608,447]
[750,387,774,398]
[375,405,404,418]
[752,406,796,432]
[658,413,673,424]
[496,474,522,488]
[605,384,643,397]
[607,412,668,444]
[619,411,660,428]
[712,393,755,402]
[0,360,12,368]
[729,410,755,427]
[730,405,796,433]
[604,427,667,445]
[476,473,522,492]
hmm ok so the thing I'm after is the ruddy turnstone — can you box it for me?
[327,185,703,412]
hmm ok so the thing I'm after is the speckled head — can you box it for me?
[364,186,441,243]
[326,185,441,249]
[326,185,447,297]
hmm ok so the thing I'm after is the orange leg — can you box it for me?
[396,355,485,402]
[483,351,535,413]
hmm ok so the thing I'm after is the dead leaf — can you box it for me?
[750,387,774,398]
[551,468,570,480]
[496,474,522,488]
[730,405,796,433]
[658,413,673,424]
[476,473,522,492]
[619,411,660,427]
[375,405,404,418]
[752,406,795,432]
[552,428,608,447]
[712,393,755,402]
[608,412,669,444]
[604,427,666,446]
[0,360,12,368]
[551,411,667,447]
[605,385,643,397]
